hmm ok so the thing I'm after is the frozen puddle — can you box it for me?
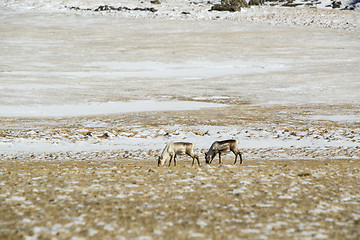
[0,100,226,117]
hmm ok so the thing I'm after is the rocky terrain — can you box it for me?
[2,0,360,31]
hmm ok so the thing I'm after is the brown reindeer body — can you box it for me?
[158,142,200,167]
[205,139,242,164]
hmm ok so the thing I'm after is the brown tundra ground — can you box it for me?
[1,156,359,240]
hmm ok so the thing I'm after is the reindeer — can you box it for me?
[205,139,242,165]
[158,142,200,167]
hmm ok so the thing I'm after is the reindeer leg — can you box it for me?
[174,154,177,166]
[196,155,201,167]
[168,155,173,167]
[191,154,200,167]
[210,155,214,164]
[187,153,195,166]
[234,152,237,164]
[218,152,222,164]
[191,155,195,166]
[239,152,243,164]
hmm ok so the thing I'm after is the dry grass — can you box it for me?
[1,158,359,239]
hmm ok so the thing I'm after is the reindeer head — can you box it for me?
[205,153,211,164]
[158,155,166,167]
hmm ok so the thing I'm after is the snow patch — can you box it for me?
[0,100,226,118]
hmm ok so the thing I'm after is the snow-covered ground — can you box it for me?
[0,0,359,160]
[0,100,227,117]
